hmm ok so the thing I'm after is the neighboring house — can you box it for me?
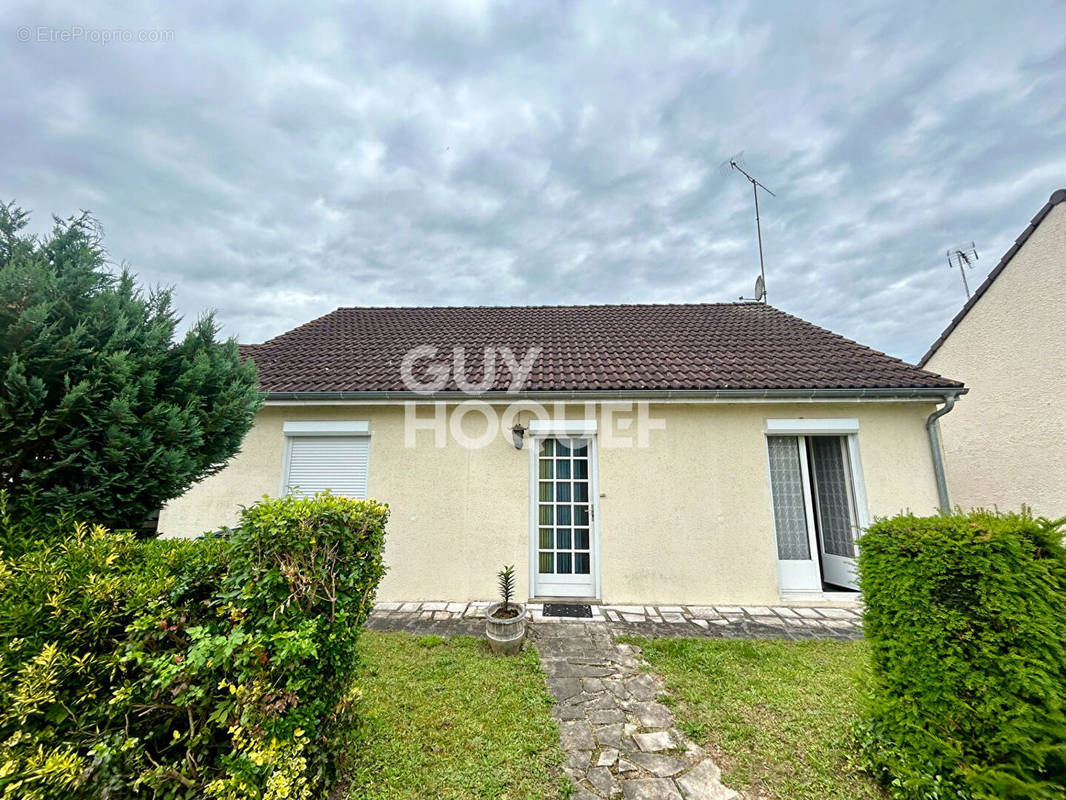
[921,189,1066,519]
[160,303,964,604]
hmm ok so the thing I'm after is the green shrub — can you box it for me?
[858,510,1066,799]
[0,493,388,798]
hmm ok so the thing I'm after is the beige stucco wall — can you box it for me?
[926,202,1066,518]
[158,400,941,604]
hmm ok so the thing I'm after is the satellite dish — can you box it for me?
[739,274,767,303]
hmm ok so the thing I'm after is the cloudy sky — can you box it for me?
[3,1,1064,363]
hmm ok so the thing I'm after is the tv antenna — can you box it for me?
[946,242,978,299]
[723,152,775,303]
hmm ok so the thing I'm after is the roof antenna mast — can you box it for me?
[946,242,978,299]
[725,152,775,303]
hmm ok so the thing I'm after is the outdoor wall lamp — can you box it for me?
[511,423,526,450]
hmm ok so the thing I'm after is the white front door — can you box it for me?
[766,433,862,593]
[531,436,598,598]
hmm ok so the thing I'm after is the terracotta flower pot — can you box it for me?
[485,602,528,655]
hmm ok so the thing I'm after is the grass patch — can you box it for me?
[345,631,567,800]
[624,637,884,800]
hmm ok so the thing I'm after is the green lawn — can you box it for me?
[625,637,885,800]
[345,631,568,800]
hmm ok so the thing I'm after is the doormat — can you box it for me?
[543,603,593,618]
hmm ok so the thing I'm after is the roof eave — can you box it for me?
[261,386,967,402]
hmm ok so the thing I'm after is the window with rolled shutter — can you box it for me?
[284,436,370,498]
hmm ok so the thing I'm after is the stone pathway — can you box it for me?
[367,601,863,640]
[538,621,738,800]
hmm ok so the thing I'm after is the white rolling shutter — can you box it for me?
[284,436,370,498]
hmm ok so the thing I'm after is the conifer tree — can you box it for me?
[0,202,261,531]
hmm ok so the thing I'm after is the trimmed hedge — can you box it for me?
[0,493,388,799]
[858,510,1066,799]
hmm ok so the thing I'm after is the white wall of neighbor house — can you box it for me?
[158,400,941,604]
[925,202,1066,518]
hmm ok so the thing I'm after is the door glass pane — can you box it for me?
[766,436,811,560]
[534,436,594,581]
[810,437,857,558]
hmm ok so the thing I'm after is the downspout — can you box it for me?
[926,395,957,513]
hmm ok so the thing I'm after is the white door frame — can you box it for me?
[764,419,869,594]
[527,420,601,600]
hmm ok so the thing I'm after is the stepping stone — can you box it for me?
[675,759,737,800]
[626,674,661,700]
[633,731,675,752]
[617,758,638,773]
[587,766,618,797]
[595,722,624,749]
[566,749,592,773]
[596,747,619,767]
[587,693,622,710]
[603,679,629,698]
[627,752,688,777]
[561,721,595,751]
[817,607,857,618]
[685,606,721,618]
[589,708,626,725]
[621,778,683,799]
[548,678,583,701]
[631,701,674,728]
[554,704,589,721]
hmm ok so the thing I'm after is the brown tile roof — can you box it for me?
[920,188,1066,366]
[242,302,960,395]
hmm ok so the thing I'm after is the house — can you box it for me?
[920,189,1066,519]
[159,303,964,605]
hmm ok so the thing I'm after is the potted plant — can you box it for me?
[485,564,528,655]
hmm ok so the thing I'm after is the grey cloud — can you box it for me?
[1,0,1064,361]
